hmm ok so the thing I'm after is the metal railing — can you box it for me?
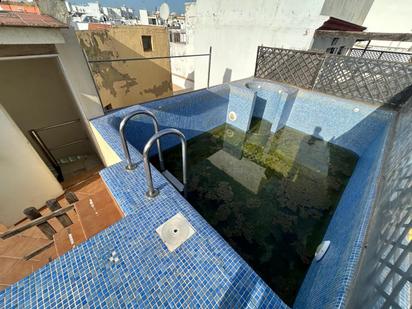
[143,128,187,198]
[83,47,212,111]
[119,110,165,171]
[29,119,88,182]
[348,48,412,63]
[254,46,412,106]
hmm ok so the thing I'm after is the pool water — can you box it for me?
[152,118,358,305]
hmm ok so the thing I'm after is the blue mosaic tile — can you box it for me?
[92,86,230,160]
[226,85,256,132]
[3,77,397,309]
[93,78,394,309]
[294,125,391,308]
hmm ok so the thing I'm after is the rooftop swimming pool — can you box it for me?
[2,78,398,308]
[151,118,358,305]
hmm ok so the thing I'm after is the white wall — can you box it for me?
[364,0,411,32]
[139,9,149,25]
[56,29,104,120]
[55,29,105,164]
[193,0,329,88]
[359,0,412,52]
[0,105,63,227]
[170,3,196,91]
[170,42,194,90]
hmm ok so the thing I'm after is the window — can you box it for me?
[173,33,181,43]
[142,35,152,52]
[326,47,336,54]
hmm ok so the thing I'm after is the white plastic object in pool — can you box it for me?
[353,107,360,113]
[156,213,195,252]
[228,111,237,121]
[315,240,330,262]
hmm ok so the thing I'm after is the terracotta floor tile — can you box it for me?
[1,259,37,285]
[72,176,105,195]
[1,176,122,289]
[0,257,19,280]
[54,222,86,256]
[0,283,10,291]
[0,237,49,259]
[76,191,122,238]
[36,245,58,261]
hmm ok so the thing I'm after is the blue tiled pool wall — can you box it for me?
[346,98,412,309]
[293,124,391,309]
[230,80,298,134]
[228,79,397,308]
[285,89,392,156]
[1,84,288,308]
[225,85,256,132]
[230,78,392,156]
[91,84,289,307]
[92,86,231,161]
[0,194,286,308]
[90,78,396,308]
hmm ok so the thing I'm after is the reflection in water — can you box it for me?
[152,118,358,305]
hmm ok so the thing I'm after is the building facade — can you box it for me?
[77,25,173,109]
[191,0,375,88]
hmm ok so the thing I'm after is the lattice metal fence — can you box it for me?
[255,46,412,105]
[314,56,412,105]
[348,48,412,63]
[348,102,412,309]
[254,47,324,89]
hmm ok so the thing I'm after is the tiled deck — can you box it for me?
[0,176,123,291]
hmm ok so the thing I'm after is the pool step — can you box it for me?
[162,170,184,192]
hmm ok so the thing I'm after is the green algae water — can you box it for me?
[152,118,358,305]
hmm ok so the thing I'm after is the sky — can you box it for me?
[68,0,192,14]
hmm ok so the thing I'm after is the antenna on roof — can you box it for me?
[159,2,170,21]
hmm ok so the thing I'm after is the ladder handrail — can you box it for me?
[119,110,165,171]
[143,128,187,198]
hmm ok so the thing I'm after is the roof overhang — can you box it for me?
[0,26,65,44]
[317,17,366,32]
[314,30,412,42]
[0,11,67,28]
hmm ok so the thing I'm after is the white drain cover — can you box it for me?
[156,213,196,252]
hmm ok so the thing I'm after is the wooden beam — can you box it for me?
[23,207,56,240]
[46,199,73,227]
[0,205,75,240]
[315,30,412,42]
[65,191,79,204]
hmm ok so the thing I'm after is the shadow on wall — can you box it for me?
[184,71,195,89]
[223,68,232,84]
[218,262,276,308]
[293,97,407,308]
[346,95,412,309]
[77,29,173,110]
[104,87,230,158]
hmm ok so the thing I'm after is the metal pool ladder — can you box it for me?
[143,128,187,198]
[119,110,165,171]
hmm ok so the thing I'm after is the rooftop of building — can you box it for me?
[0,11,67,28]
